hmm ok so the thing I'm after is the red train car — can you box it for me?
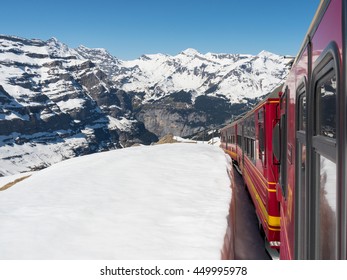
[220,88,281,251]
[221,0,347,259]
[276,0,346,259]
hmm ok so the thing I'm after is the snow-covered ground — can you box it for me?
[0,143,232,259]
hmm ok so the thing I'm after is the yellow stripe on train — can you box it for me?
[244,169,280,229]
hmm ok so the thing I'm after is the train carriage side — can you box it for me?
[221,0,347,260]
[220,125,229,154]
[276,0,347,259]
[220,124,238,161]
[240,97,281,249]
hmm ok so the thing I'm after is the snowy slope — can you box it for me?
[0,143,232,259]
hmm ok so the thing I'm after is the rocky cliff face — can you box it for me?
[92,46,291,138]
[0,35,291,175]
[134,91,252,138]
[0,35,157,175]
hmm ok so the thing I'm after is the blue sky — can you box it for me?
[1,0,320,60]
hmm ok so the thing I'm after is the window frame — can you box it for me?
[308,42,341,259]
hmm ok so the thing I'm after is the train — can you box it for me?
[220,0,347,260]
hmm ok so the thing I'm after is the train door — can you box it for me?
[279,88,288,198]
[258,108,266,165]
[237,121,244,170]
[309,45,340,259]
[295,81,308,259]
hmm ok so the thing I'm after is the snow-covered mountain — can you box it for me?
[0,35,157,175]
[73,44,291,104]
[115,48,290,104]
[75,44,122,78]
[0,34,291,175]
[76,44,291,137]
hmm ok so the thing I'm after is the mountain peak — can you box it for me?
[46,37,65,47]
[77,45,109,54]
[45,37,73,57]
[180,48,200,56]
[47,37,59,43]
[257,50,277,57]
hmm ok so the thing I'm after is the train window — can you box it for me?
[258,107,265,164]
[245,138,248,155]
[250,139,255,160]
[237,123,242,149]
[311,56,338,259]
[317,75,336,138]
[244,137,255,161]
[249,115,256,138]
[259,125,265,162]
[313,70,337,159]
[299,94,307,131]
[242,115,256,162]
[258,108,264,122]
[237,135,242,147]
[317,155,337,259]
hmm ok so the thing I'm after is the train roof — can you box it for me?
[261,83,283,100]
[225,82,283,127]
[293,0,329,65]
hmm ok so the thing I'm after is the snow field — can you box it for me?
[0,143,232,259]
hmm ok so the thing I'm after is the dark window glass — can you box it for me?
[259,125,265,160]
[251,139,255,160]
[237,135,242,147]
[299,95,307,130]
[237,123,242,135]
[258,109,264,122]
[250,115,255,138]
[258,108,265,163]
[318,75,336,138]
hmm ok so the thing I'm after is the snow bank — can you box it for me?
[0,143,231,259]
